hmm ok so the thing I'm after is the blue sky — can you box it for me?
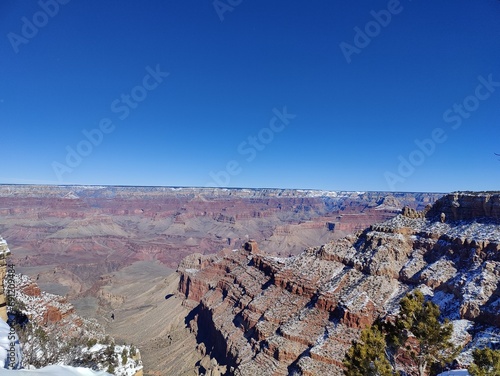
[1,0,499,192]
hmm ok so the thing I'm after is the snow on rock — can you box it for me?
[177,193,500,375]
[437,371,470,376]
[3,273,143,375]
[0,238,10,257]
[0,319,21,369]
[450,319,474,347]
[9,274,74,326]
[457,327,500,365]
[431,291,461,320]
[0,365,111,375]
[88,344,106,353]
[417,284,434,297]
[0,319,110,375]
[384,215,500,243]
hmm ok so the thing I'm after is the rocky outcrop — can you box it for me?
[178,193,500,375]
[13,273,77,326]
[402,205,431,219]
[427,192,500,221]
[0,237,11,321]
[8,272,144,375]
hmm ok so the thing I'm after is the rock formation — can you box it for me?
[0,236,143,375]
[0,185,441,301]
[427,192,500,221]
[178,192,500,375]
[7,271,144,375]
[0,237,11,321]
[0,185,442,375]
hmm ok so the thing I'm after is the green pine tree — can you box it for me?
[468,348,500,376]
[344,290,457,376]
[107,363,115,374]
[386,290,456,375]
[343,325,393,376]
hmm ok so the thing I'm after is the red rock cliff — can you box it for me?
[177,192,500,375]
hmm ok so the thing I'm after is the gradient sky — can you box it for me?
[1,0,499,192]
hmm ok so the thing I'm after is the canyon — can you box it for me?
[178,192,500,375]
[0,185,442,374]
[0,185,440,298]
[0,237,143,375]
[1,187,499,374]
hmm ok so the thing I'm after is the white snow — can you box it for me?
[433,290,461,318]
[450,320,474,346]
[0,319,21,369]
[0,237,10,257]
[0,318,109,374]
[88,344,105,353]
[2,272,142,375]
[383,216,500,243]
[418,284,434,297]
[0,365,111,375]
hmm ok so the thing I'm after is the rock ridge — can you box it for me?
[0,236,10,321]
[177,193,500,375]
[427,192,500,221]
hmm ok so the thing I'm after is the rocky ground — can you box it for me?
[5,271,143,375]
[177,193,500,375]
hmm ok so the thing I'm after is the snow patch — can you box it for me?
[0,365,111,375]
[450,319,473,346]
[0,318,21,369]
[437,371,470,376]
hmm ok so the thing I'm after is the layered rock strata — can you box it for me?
[178,193,500,375]
[0,185,441,304]
[427,192,500,221]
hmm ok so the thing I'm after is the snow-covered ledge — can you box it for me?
[0,318,110,375]
[0,238,10,258]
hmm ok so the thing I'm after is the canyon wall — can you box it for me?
[427,192,500,221]
[178,193,500,375]
[0,185,442,375]
[0,185,441,301]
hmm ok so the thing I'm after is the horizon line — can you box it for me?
[0,182,453,195]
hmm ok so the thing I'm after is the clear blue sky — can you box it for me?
[1,0,499,192]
